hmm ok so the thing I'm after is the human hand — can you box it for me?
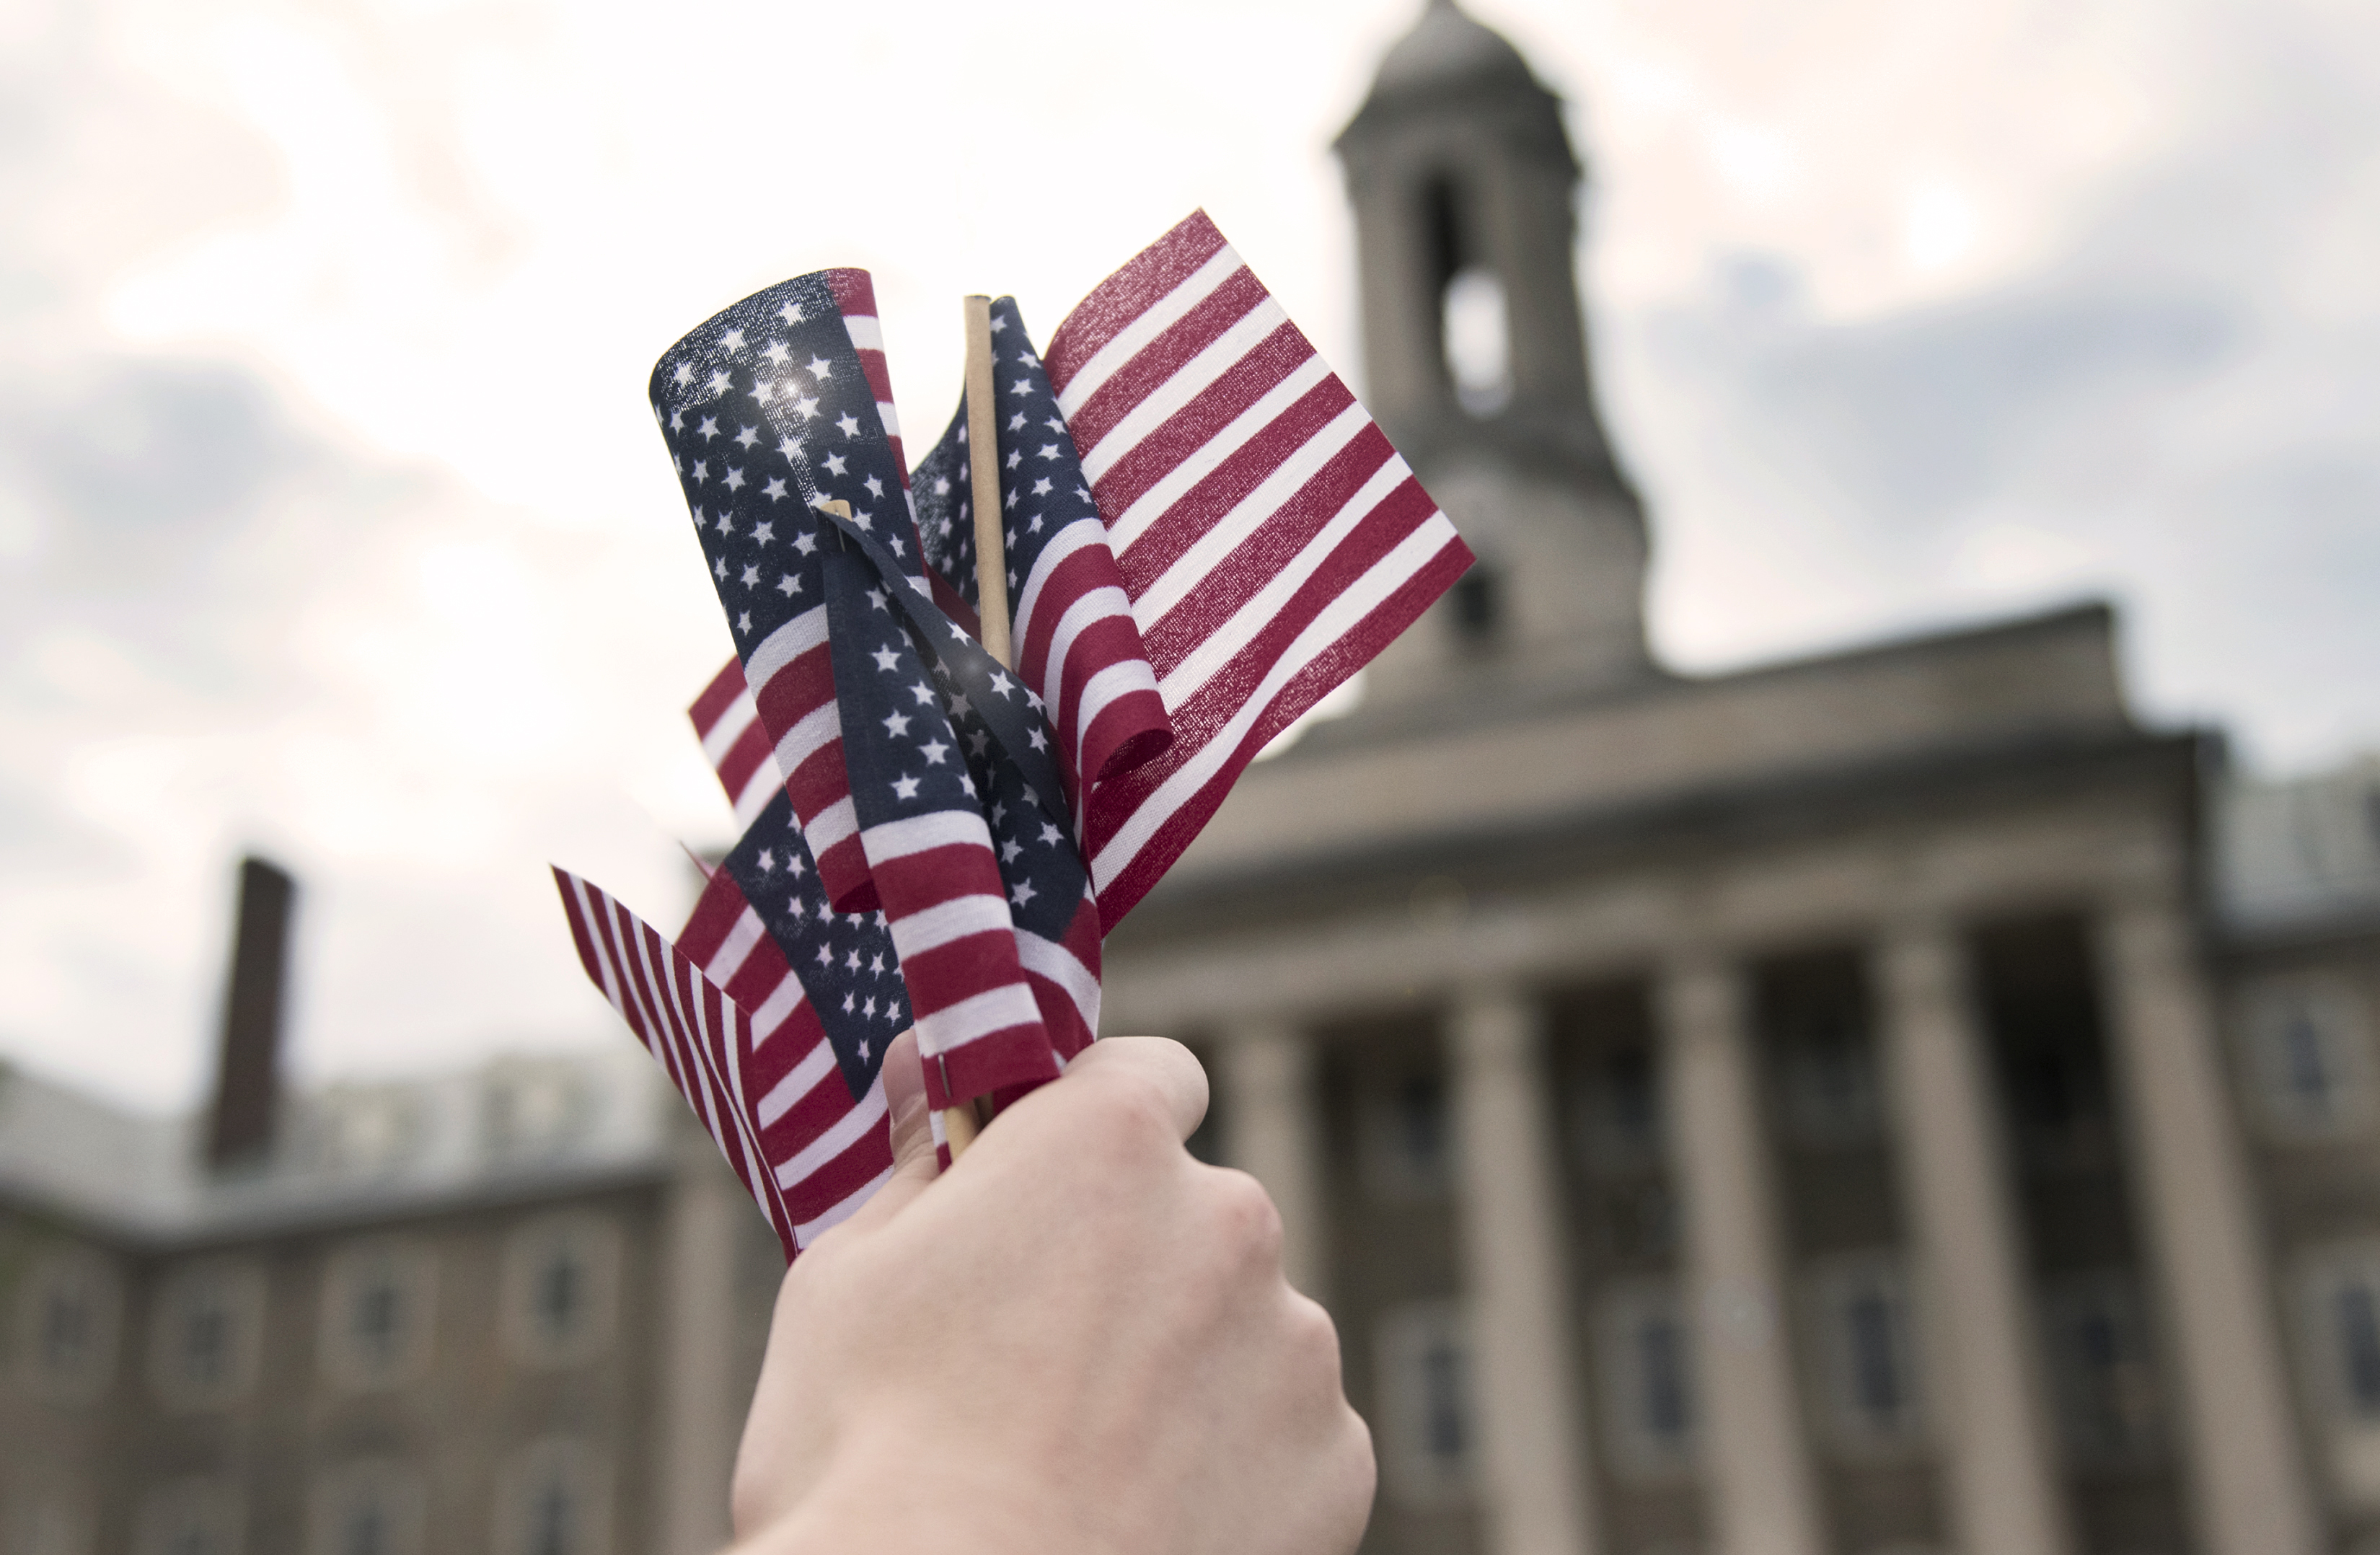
[726,1032,1374,1555]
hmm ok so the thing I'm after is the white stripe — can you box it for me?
[1106,353,1334,556]
[1133,402,1373,631]
[843,314,884,352]
[1054,246,1243,418]
[564,876,630,1025]
[803,795,858,853]
[1093,516,1463,895]
[757,1036,839,1128]
[772,699,843,778]
[775,1080,889,1186]
[730,762,779,831]
[917,982,1044,1054]
[860,809,993,865]
[748,971,806,1048]
[747,604,828,690]
[889,894,1016,959]
[699,690,759,762]
[1016,927,1101,1034]
[1010,516,1108,653]
[1078,295,1290,484]
[1072,658,1162,752]
[876,399,902,441]
[795,1161,896,1248]
[1157,458,1416,712]
[702,907,767,987]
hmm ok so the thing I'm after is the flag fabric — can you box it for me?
[688,658,780,833]
[819,542,1062,1110]
[910,297,1172,831]
[653,269,1071,917]
[1043,210,1475,923]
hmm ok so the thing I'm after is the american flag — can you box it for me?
[819,541,1062,1110]
[1044,211,1475,922]
[554,865,899,1261]
[653,269,1072,917]
[910,296,1173,832]
[688,658,778,832]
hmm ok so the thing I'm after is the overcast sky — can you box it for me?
[4,0,2374,1113]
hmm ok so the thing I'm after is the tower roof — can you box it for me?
[1365,0,1540,105]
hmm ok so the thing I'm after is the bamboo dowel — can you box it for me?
[938,294,1011,1160]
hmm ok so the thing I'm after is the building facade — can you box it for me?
[4,6,2378,1555]
[1115,7,2380,1555]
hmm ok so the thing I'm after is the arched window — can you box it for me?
[1419,176,1512,418]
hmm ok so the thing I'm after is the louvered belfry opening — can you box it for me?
[206,855,297,1171]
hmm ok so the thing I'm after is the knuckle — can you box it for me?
[1206,1167,1284,1267]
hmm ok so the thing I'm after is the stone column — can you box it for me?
[658,1130,746,1555]
[1450,987,1599,1555]
[1659,956,1826,1555]
[1874,924,2073,1555]
[2097,899,2320,1555]
[1217,1021,1332,1305]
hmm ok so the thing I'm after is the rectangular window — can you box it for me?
[1804,1254,1924,1453]
[1597,1279,1697,1479]
[1374,1301,1478,1506]
[2040,1271,2161,1466]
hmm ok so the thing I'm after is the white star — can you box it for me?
[991,802,1007,824]
[881,709,911,736]
[1028,726,1047,752]
[867,587,889,612]
[777,436,803,462]
[740,563,759,586]
[822,451,847,477]
[1000,838,1023,863]
[843,992,856,1013]
[707,370,733,396]
[754,521,775,545]
[806,355,833,379]
[816,943,834,967]
[870,953,886,975]
[715,511,733,534]
[795,531,818,555]
[1010,880,1038,907]
[872,646,902,673]
[1045,416,1067,434]
[779,301,805,325]
[1028,514,1044,534]
[757,850,775,872]
[948,692,971,718]
[1005,449,1022,470]
[909,681,937,705]
[763,477,787,501]
[690,460,708,483]
[858,1039,871,1060]
[990,671,1015,699]
[673,364,694,385]
[669,408,684,431]
[847,949,863,972]
[724,467,745,490]
[722,328,746,351]
[763,341,790,366]
[736,425,759,449]
[891,775,921,801]
[1008,411,1026,431]
[919,739,949,766]
[736,609,752,631]
[863,475,883,498]
[863,996,878,1019]
[793,395,819,420]
[1039,822,1063,846]
[750,380,775,405]
[968,728,990,757]
[835,412,861,439]
[1010,378,1031,395]
[776,573,800,596]
[697,417,720,441]
[934,477,950,496]
[989,314,1007,332]
[852,508,873,531]
[1039,444,1059,461]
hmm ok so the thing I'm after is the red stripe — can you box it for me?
[824,268,876,320]
[676,863,754,962]
[1044,209,1229,387]
[1078,689,1174,803]
[1065,264,1269,458]
[1109,357,1347,594]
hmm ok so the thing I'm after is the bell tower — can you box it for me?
[1336,0,1652,702]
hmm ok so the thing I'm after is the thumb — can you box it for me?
[839,1028,938,1235]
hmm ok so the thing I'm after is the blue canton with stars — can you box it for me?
[652,272,1072,840]
[910,297,1103,616]
[722,790,906,1104]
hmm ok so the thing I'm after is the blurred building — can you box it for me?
[1109,6,2380,1555]
[0,859,775,1555]
[4,6,2379,1555]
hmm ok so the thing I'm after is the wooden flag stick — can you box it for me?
[939,294,1010,1161]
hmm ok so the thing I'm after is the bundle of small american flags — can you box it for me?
[556,213,1473,1261]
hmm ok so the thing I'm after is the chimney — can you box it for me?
[205,855,296,1171]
